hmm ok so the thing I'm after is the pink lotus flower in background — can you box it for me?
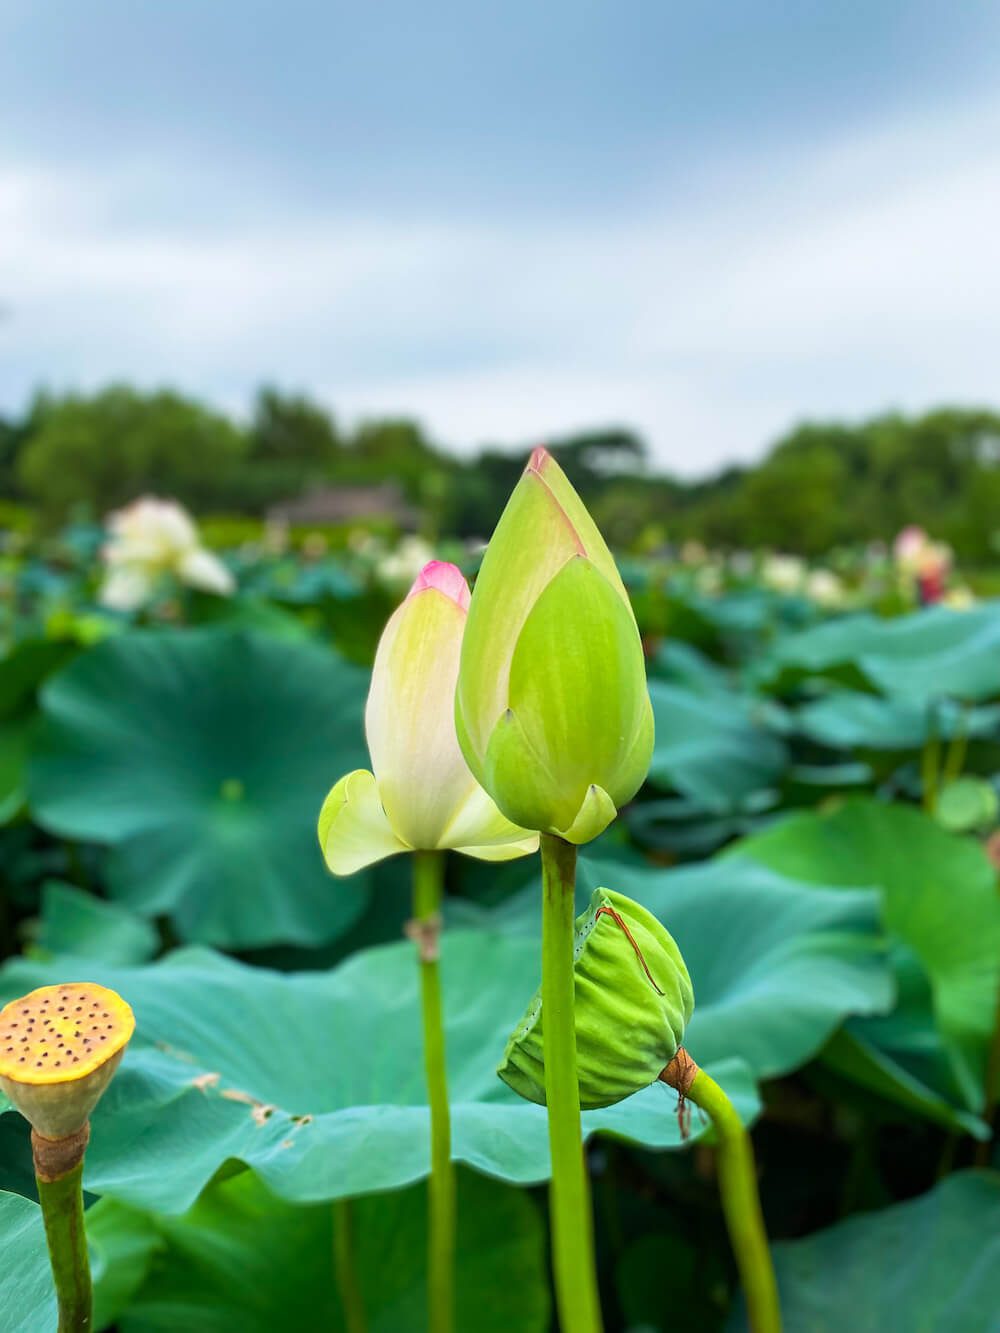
[892,524,953,604]
[318,561,538,875]
[892,524,929,572]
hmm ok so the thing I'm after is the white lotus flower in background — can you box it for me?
[99,497,235,610]
[695,563,723,595]
[680,539,707,566]
[761,553,806,594]
[318,560,539,874]
[805,568,846,608]
[375,535,436,588]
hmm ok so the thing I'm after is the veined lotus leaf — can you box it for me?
[0,932,757,1214]
[796,690,1000,752]
[455,851,893,1081]
[758,603,1000,703]
[28,629,372,949]
[36,882,159,965]
[732,798,1000,1111]
[647,681,789,813]
[0,1188,58,1329]
[90,1167,549,1332]
[0,639,78,825]
[728,1169,1000,1332]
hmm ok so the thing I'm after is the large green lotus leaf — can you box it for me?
[0,1189,58,1330]
[732,799,1000,1110]
[453,853,892,1081]
[729,1170,1000,1332]
[0,638,78,824]
[647,681,789,813]
[660,585,811,658]
[796,690,1000,751]
[35,882,159,965]
[0,640,79,717]
[27,629,371,948]
[649,639,731,694]
[624,793,780,859]
[89,1201,163,1330]
[581,855,890,1078]
[615,1227,729,1333]
[92,1167,549,1333]
[185,591,317,641]
[0,711,36,824]
[817,939,988,1137]
[754,612,894,693]
[822,1026,988,1140]
[0,934,758,1215]
[760,603,1000,702]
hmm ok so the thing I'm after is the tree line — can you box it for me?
[2,385,999,558]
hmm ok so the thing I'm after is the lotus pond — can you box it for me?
[0,480,998,1333]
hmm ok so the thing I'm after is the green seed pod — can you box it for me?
[498,888,694,1109]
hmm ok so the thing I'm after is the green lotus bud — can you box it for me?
[456,447,654,845]
[498,888,694,1109]
[0,982,135,1140]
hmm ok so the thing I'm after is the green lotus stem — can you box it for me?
[921,705,941,813]
[941,706,969,786]
[975,900,1000,1167]
[540,833,604,1333]
[661,1051,780,1333]
[333,1197,367,1333]
[35,1149,92,1332]
[412,850,455,1333]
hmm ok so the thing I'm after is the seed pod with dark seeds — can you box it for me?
[0,983,135,1139]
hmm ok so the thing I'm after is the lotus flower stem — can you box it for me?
[33,1128,92,1333]
[661,1050,781,1333]
[941,706,969,785]
[976,921,1000,1167]
[333,1197,367,1333]
[0,983,134,1333]
[412,850,455,1333]
[921,704,942,813]
[540,833,603,1333]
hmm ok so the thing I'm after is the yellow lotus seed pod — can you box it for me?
[0,983,135,1139]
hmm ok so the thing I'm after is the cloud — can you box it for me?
[1,91,999,475]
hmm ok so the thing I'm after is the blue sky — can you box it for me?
[2,2,999,473]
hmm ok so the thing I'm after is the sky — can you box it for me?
[2,2,999,476]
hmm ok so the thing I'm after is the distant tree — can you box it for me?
[735,442,849,554]
[231,387,344,510]
[0,412,28,499]
[674,408,1000,558]
[341,418,454,504]
[249,387,341,467]
[550,429,646,499]
[12,381,1000,559]
[17,386,247,519]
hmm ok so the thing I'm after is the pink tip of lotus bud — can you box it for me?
[527,446,552,474]
[407,560,471,611]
